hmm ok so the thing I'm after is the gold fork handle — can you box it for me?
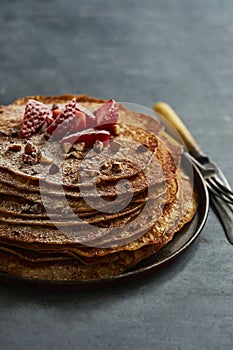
[153,102,203,157]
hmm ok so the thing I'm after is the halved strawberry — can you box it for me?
[20,99,51,138]
[46,106,62,126]
[48,111,87,141]
[94,99,118,131]
[76,103,96,128]
[56,111,86,138]
[73,110,87,131]
[47,111,87,141]
[52,105,62,119]
[46,98,77,138]
[61,128,110,148]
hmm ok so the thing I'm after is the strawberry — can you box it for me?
[46,98,77,139]
[76,103,96,128]
[51,105,62,120]
[53,111,86,140]
[46,106,62,126]
[20,99,51,138]
[73,110,87,131]
[47,111,87,141]
[61,128,110,148]
[94,99,118,132]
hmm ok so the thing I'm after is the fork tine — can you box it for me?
[206,178,233,204]
[211,176,233,196]
[206,181,233,204]
[189,152,233,203]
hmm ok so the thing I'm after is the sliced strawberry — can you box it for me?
[94,99,118,131]
[46,98,77,138]
[61,128,110,148]
[57,111,86,138]
[46,107,62,126]
[52,107,62,120]
[20,99,51,138]
[76,103,96,128]
[46,115,54,126]
[47,111,87,141]
[73,110,87,131]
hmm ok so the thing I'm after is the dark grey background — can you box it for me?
[0,0,233,349]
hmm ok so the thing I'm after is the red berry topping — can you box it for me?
[94,99,118,131]
[46,98,77,139]
[76,103,96,128]
[20,99,51,138]
[52,107,62,119]
[53,111,87,140]
[24,140,37,155]
[73,110,87,131]
[46,107,62,126]
[61,128,110,148]
[46,101,87,140]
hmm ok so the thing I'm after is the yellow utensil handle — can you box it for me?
[153,102,202,156]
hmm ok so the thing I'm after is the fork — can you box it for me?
[153,102,233,205]
[187,154,233,204]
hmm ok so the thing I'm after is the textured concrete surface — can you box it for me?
[0,0,233,349]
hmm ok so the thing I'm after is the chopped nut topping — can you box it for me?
[73,142,86,152]
[62,142,73,154]
[101,161,109,169]
[63,153,71,159]
[22,154,38,165]
[39,152,53,165]
[63,153,72,160]
[110,141,121,153]
[71,151,84,160]
[111,124,120,136]
[64,151,84,160]
[93,140,104,154]
[111,161,122,172]
[8,144,22,152]
[25,141,37,155]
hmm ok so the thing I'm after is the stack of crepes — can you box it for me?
[0,95,198,281]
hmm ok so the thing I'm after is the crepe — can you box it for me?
[0,172,197,280]
[0,94,198,282]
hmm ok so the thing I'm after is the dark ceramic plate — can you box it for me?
[0,159,209,291]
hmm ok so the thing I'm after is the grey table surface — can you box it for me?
[0,0,233,349]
